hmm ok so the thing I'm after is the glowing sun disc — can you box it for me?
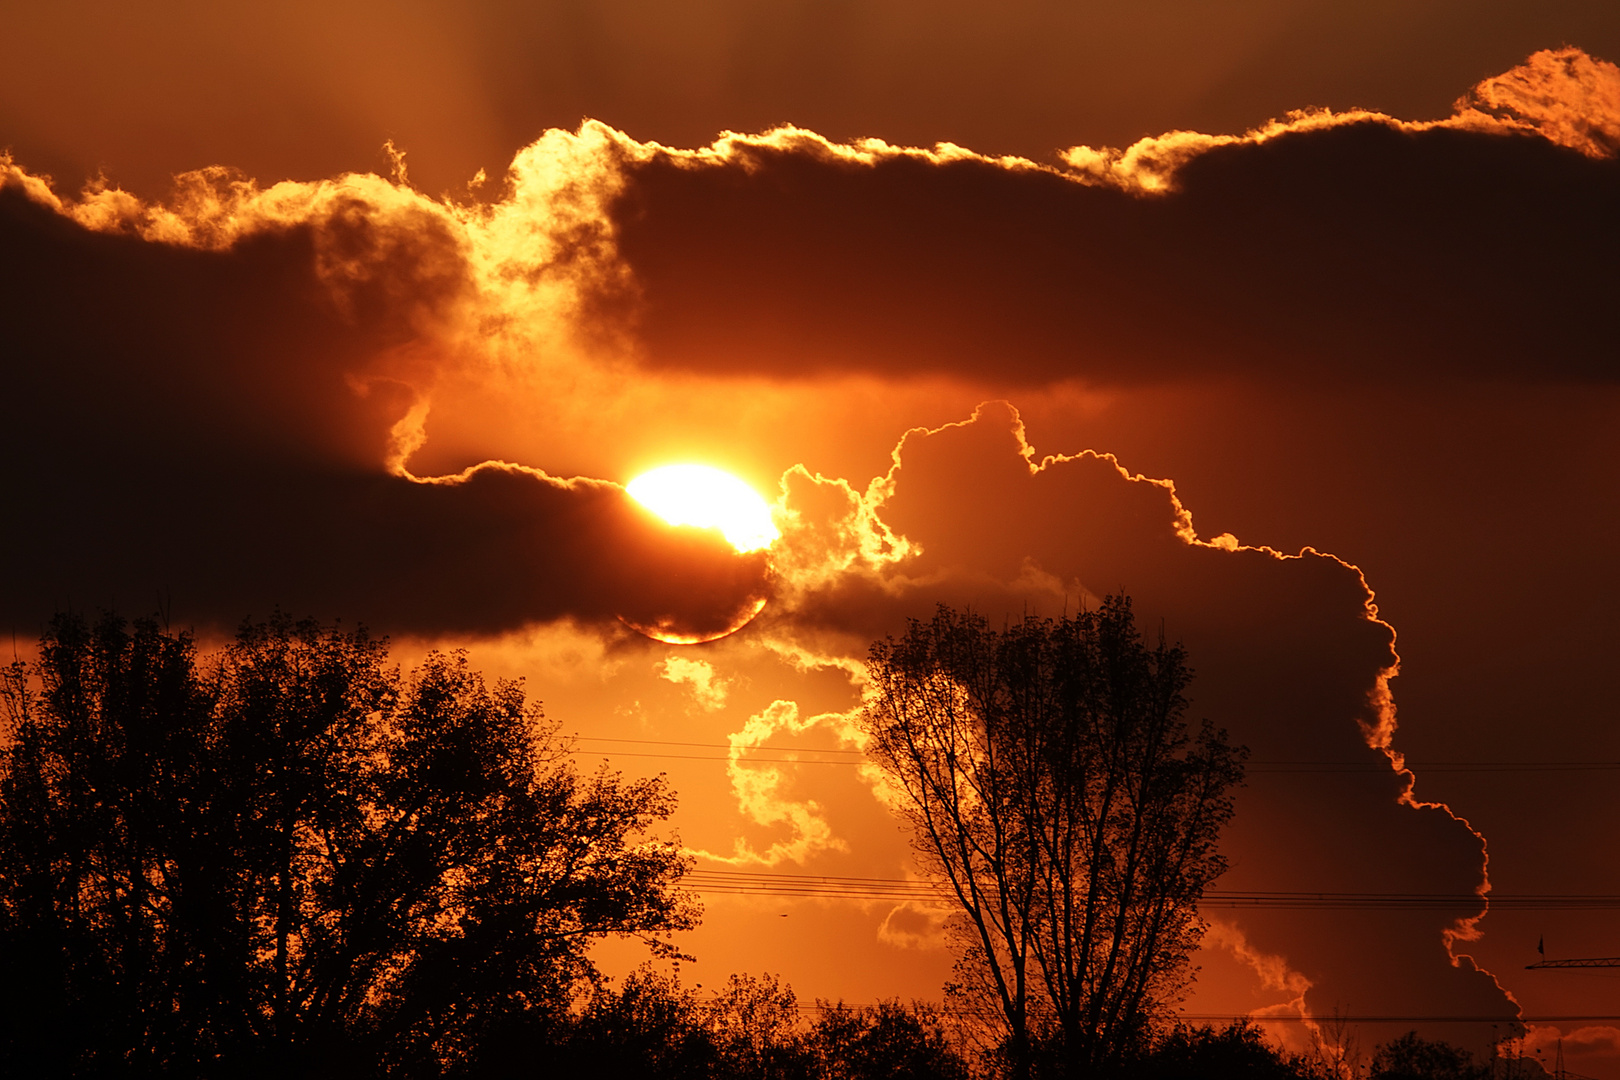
[627,464,779,553]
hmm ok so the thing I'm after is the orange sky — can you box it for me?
[5,8,1620,1075]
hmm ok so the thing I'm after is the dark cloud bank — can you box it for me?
[605,119,1619,386]
[0,184,766,639]
[4,50,1616,639]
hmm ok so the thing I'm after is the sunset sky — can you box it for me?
[5,2,1620,1074]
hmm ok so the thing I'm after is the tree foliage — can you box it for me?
[807,999,970,1080]
[561,969,972,1080]
[1370,1032,1493,1080]
[1133,1020,1323,1080]
[861,597,1246,1077]
[0,612,696,1078]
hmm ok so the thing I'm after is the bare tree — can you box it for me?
[861,597,1245,1078]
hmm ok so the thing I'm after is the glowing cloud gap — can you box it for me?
[628,464,780,553]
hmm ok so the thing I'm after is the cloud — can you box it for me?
[692,698,861,867]
[1204,920,1318,1054]
[876,900,954,951]
[5,46,1612,642]
[8,49,1618,422]
[1455,46,1620,159]
[0,168,766,639]
[757,401,1519,1050]
[1524,1024,1620,1058]
[587,49,1619,387]
[1206,920,1315,1006]
[659,654,729,710]
[1062,47,1620,193]
[4,49,1614,1058]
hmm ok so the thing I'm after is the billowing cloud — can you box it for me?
[1063,46,1620,192]
[1203,921,1317,1054]
[1525,1025,1620,1061]
[606,98,1616,388]
[0,167,766,640]
[750,402,1518,1053]
[1456,46,1620,159]
[876,900,954,952]
[694,698,860,867]
[8,0,1617,202]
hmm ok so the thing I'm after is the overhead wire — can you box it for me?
[565,736,1620,774]
[579,741,1620,1024]
[680,869,1620,910]
[767,1003,1620,1022]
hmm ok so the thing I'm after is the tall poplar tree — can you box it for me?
[861,596,1245,1078]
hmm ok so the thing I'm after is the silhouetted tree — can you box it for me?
[807,1000,971,1080]
[560,973,974,1080]
[1133,1020,1325,1080]
[0,612,696,1078]
[1370,1032,1492,1080]
[861,597,1245,1079]
[562,967,721,1079]
[705,972,815,1080]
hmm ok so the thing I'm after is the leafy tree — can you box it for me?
[705,972,815,1080]
[861,597,1245,1079]
[563,967,722,1079]
[561,973,974,1080]
[807,1000,971,1080]
[1370,1032,1492,1080]
[0,612,696,1078]
[1134,1020,1327,1080]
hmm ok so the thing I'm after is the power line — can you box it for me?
[769,1003,1618,1024]
[575,735,865,755]
[780,1004,1620,1022]
[1247,762,1620,774]
[688,870,940,902]
[572,750,864,766]
[682,870,1620,910]
[566,738,1620,774]
[1175,1014,1620,1024]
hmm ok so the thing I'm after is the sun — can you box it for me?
[626,464,780,554]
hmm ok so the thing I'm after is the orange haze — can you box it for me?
[5,26,1620,1077]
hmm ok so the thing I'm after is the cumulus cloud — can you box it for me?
[1063,47,1620,192]
[9,47,1616,443]
[1524,1024,1620,1059]
[876,900,954,951]
[753,401,1518,1051]
[1204,920,1317,1053]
